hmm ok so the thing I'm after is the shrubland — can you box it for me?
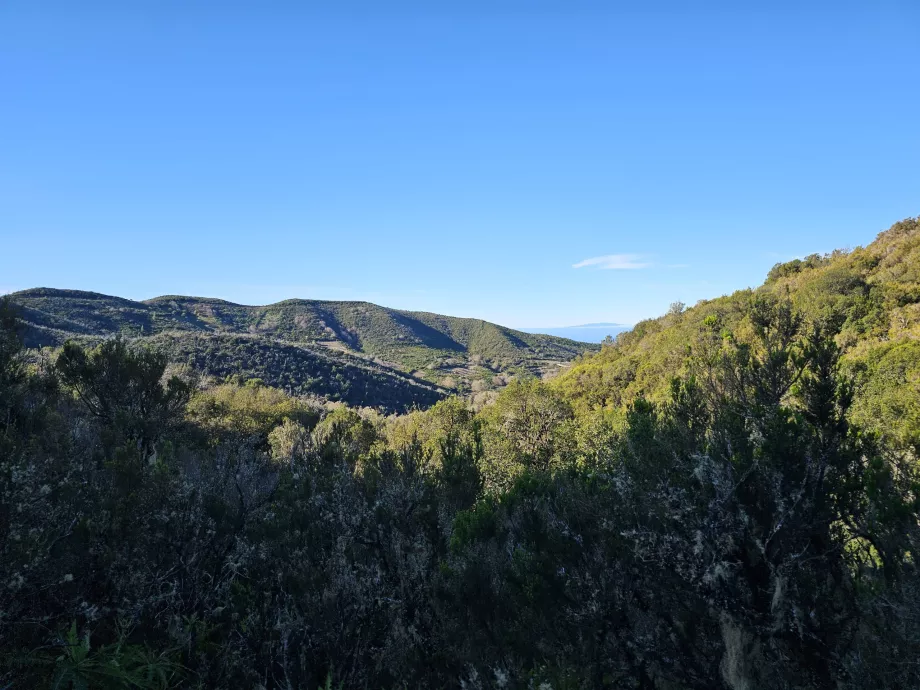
[2,219,920,688]
[10,289,597,401]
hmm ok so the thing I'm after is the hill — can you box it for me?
[8,288,598,411]
[4,219,920,688]
[556,216,920,451]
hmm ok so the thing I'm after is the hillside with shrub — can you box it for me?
[556,217,920,453]
[1,218,919,688]
[9,289,598,405]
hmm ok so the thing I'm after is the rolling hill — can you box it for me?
[556,216,920,451]
[8,288,599,411]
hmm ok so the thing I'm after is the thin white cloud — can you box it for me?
[572,254,650,270]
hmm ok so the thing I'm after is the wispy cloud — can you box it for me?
[572,254,650,270]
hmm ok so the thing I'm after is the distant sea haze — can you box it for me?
[520,323,630,343]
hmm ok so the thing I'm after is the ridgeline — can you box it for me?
[9,289,598,412]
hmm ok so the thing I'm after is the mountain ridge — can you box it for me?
[8,287,600,411]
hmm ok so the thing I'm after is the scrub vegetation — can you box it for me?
[2,218,919,688]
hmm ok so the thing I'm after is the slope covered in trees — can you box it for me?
[148,331,444,412]
[557,217,920,453]
[2,218,919,688]
[10,289,597,399]
[2,287,918,688]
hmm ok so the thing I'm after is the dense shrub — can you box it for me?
[1,289,918,688]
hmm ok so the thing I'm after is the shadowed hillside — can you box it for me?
[10,288,598,409]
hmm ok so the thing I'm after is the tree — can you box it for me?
[0,299,26,446]
[55,337,191,460]
[480,378,574,486]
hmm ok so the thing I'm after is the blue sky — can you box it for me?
[2,1,918,328]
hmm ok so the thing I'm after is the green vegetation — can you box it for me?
[150,331,443,412]
[556,217,920,450]
[3,218,920,688]
[10,289,598,400]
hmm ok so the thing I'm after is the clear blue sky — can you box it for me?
[2,1,918,327]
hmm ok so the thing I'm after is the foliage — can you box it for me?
[55,337,192,460]
[479,379,575,489]
[556,217,920,451]
[10,289,598,400]
[20,621,184,689]
[3,219,920,688]
[155,332,444,413]
[187,379,320,441]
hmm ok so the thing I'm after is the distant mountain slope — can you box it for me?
[556,216,920,451]
[9,288,598,409]
[520,323,631,343]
